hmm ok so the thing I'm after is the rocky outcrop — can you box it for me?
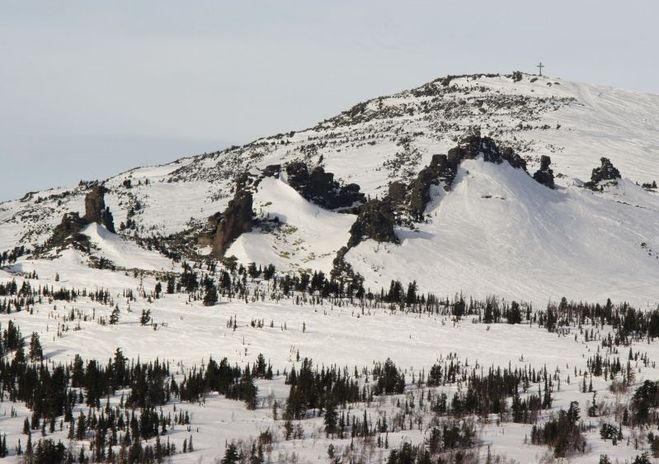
[84,186,115,232]
[447,135,527,170]
[332,199,398,277]
[211,190,254,257]
[533,155,555,189]
[45,212,90,251]
[590,157,621,185]
[501,147,527,170]
[388,181,407,208]
[387,135,527,222]
[43,186,115,252]
[332,134,536,278]
[407,154,455,219]
[283,162,365,210]
[262,164,282,178]
[347,199,398,248]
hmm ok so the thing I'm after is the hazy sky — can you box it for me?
[2,1,658,201]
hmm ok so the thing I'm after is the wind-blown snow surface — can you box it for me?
[347,158,659,306]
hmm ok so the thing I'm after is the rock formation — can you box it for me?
[44,185,116,252]
[46,212,90,251]
[407,154,454,219]
[347,199,398,248]
[211,190,254,257]
[590,157,621,185]
[533,155,555,189]
[262,164,282,178]
[388,181,407,207]
[84,186,115,232]
[501,147,527,170]
[283,162,365,210]
[386,135,528,222]
[447,135,526,170]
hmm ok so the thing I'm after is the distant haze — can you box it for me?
[2,0,658,201]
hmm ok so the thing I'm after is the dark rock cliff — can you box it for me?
[211,190,254,258]
[84,186,115,232]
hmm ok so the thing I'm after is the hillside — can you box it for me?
[2,72,659,305]
[2,72,659,464]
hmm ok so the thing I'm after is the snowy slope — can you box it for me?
[227,177,355,274]
[346,159,659,306]
[1,260,658,463]
[81,223,178,272]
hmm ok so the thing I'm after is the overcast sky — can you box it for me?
[2,1,658,201]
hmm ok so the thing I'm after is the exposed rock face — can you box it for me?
[407,154,455,219]
[447,135,527,170]
[332,134,536,278]
[533,155,555,189]
[501,147,527,170]
[46,212,90,251]
[347,199,398,248]
[84,186,115,232]
[262,164,282,178]
[388,136,527,222]
[45,187,116,252]
[211,190,254,257]
[388,181,407,207]
[590,157,621,185]
[283,162,365,209]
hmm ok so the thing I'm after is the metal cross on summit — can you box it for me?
[537,62,544,76]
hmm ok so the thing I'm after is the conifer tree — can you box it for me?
[110,306,120,325]
[324,402,338,437]
[204,283,219,306]
[221,443,240,464]
[28,332,43,362]
[140,309,151,326]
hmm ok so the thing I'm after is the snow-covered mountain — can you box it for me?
[2,72,659,305]
[4,72,659,464]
